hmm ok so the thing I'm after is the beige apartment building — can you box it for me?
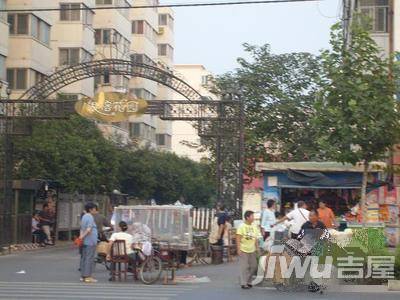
[2,0,177,150]
[346,0,400,55]
[172,64,214,162]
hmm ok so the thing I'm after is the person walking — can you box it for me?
[236,210,261,289]
[79,203,99,283]
[39,203,54,245]
[317,200,336,229]
[260,199,276,241]
[274,200,309,239]
[209,204,228,246]
[93,210,111,241]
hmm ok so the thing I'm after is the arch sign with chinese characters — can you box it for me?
[74,91,148,122]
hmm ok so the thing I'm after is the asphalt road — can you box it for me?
[0,246,399,300]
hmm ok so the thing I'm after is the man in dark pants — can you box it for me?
[79,203,98,283]
[216,204,228,245]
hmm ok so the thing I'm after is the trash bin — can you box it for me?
[210,245,223,264]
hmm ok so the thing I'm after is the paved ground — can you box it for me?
[0,246,399,300]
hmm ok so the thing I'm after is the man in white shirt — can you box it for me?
[260,199,276,241]
[274,201,309,239]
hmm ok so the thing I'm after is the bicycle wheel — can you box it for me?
[139,256,162,285]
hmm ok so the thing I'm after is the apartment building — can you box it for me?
[5,0,53,100]
[172,64,215,162]
[93,0,133,144]
[127,1,175,150]
[155,7,174,151]
[2,0,178,150]
[129,0,159,149]
[346,0,400,55]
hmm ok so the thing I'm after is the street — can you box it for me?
[0,247,399,300]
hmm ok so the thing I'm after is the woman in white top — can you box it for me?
[107,221,134,260]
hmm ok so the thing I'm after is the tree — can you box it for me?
[209,44,323,178]
[9,115,216,206]
[119,150,215,207]
[12,115,121,193]
[314,20,400,220]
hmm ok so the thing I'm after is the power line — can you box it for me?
[1,0,323,13]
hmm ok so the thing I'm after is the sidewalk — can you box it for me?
[1,240,72,256]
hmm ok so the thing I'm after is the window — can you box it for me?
[158,44,174,59]
[95,28,129,53]
[39,20,50,45]
[158,44,167,56]
[7,68,28,90]
[156,134,171,147]
[103,29,111,44]
[32,70,46,84]
[31,15,39,39]
[159,13,174,30]
[82,6,94,26]
[130,54,156,66]
[130,123,141,137]
[0,0,6,22]
[132,20,157,42]
[113,31,122,44]
[201,75,213,86]
[131,54,144,64]
[159,14,168,26]
[60,3,81,21]
[8,14,50,45]
[0,55,5,81]
[104,71,110,84]
[59,48,80,66]
[8,14,29,34]
[17,14,28,34]
[94,72,110,87]
[7,14,15,33]
[132,20,144,34]
[96,0,113,4]
[359,0,389,33]
[130,88,156,100]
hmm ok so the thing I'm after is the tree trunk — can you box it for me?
[360,161,369,223]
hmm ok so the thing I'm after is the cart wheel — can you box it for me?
[139,256,162,285]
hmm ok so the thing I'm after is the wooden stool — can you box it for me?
[110,240,130,281]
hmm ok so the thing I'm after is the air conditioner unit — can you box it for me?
[158,27,165,35]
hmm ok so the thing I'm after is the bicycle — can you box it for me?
[135,247,163,285]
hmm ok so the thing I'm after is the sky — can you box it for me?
[168,0,342,75]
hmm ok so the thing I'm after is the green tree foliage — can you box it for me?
[314,20,400,218]
[13,115,121,193]
[211,44,323,177]
[119,150,215,207]
[10,115,215,207]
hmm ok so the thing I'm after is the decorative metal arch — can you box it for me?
[19,59,203,101]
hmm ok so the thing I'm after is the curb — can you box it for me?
[1,242,72,256]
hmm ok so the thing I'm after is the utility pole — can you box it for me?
[342,0,354,49]
[0,87,13,249]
